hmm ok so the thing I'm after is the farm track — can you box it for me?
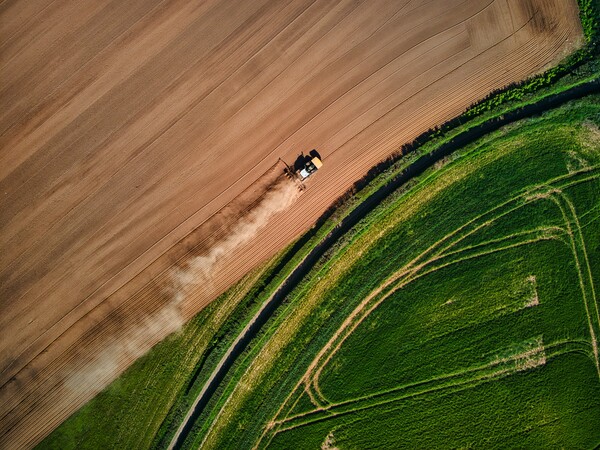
[0,0,584,447]
[278,339,585,432]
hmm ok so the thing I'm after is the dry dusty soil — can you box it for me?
[0,0,582,447]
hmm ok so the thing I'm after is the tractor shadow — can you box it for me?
[293,149,321,171]
[293,154,309,172]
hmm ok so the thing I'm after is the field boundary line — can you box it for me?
[549,192,600,376]
[561,194,600,328]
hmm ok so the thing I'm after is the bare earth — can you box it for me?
[0,0,582,447]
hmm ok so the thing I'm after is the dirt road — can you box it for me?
[0,0,582,447]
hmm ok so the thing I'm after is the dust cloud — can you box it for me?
[64,299,183,397]
[171,177,301,298]
[64,178,300,396]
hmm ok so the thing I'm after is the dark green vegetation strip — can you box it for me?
[40,1,600,448]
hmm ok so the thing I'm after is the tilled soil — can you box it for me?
[0,0,582,447]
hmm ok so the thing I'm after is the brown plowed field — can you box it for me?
[0,0,582,447]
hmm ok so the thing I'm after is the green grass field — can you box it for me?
[197,97,600,449]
